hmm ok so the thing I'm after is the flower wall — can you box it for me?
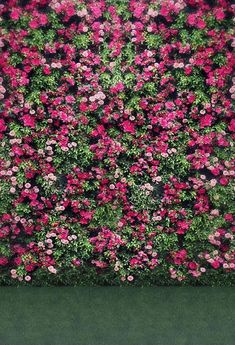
[0,0,234,286]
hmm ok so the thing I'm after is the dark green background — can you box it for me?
[0,287,234,345]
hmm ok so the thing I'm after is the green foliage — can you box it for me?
[73,34,91,49]
[144,34,163,49]
[208,182,235,214]
[90,204,122,229]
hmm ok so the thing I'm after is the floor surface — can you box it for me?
[0,287,234,345]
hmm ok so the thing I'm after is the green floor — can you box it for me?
[0,287,235,345]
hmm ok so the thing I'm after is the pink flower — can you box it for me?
[0,85,6,93]
[39,14,48,26]
[122,120,135,134]
[210,179,217,187]
[219,177,229,186]
[89,5,102,18]
[10,8,21,20]
[134,5,146,18]
[214,8,225,21]
[91,260,108,268]
[191,271,201,277]
[200,115,213,128]
[65,95,75,104]
[0,119,6,132]
[110,82,124,94]
[79,102,88,112]
[13,257,22,266]
[0,257,8,266]
[29,20,39,29]
[188,262,197,270]
[0,226,10,238]
[173,249,187,265]
[197,19,206,29]
[187,14,196,26]
[72,259,81,267]
[211,260,220,269]
[224,214,233,222]
[48,266,57,274]
[228,119,235,132]
[22,115,35,128]
[176,220,190,234]
[79,210,94,224]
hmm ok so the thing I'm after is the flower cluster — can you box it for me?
[0,0,234,286]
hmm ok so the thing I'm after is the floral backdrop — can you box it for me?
[0,0,234,286]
